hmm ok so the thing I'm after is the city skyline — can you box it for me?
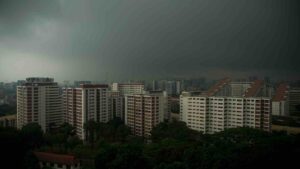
[0,0,299,82]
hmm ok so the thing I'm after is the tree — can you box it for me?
[21,123,44,150]
[151,121,201,142]
[84,120,100,146]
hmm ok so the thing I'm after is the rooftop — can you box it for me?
[273,83,289,101]
[34,152,79,165]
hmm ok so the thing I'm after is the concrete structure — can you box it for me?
[17,78,62,132]
[272,84,289,116]
[73,81,91,87]
[180,78,272,134]
[34,152,80,169]
[230,82,251,96]
[0,114,17,128]
[166,81,177,96]
[289,88,300,116]
[63,84,109,140]
[152,80,159,91]
[272,124,300,134]
[125,91,166,137]
[176,81,181,95]
[108,91,124,120]
[112,83,144,96]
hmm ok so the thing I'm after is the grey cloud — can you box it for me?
[0,0,299,82]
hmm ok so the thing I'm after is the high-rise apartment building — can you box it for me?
[17,78,62,132]
[108,91,124,120]
[180,78,271,134]
[63,84,109,140]
[125,92,166,137]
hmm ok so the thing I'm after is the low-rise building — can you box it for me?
[0,114,17,128]
[34,152,80,169]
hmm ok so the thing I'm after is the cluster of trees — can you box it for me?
[1,120,300,169]
[94,121,300,169]
[0,104,16,116]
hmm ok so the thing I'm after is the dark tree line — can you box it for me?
[1,120,300,169]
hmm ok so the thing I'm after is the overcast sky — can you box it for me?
[0,0,299,82]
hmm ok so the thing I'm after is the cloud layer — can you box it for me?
[0,0,299,82]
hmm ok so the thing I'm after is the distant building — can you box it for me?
[152,80,159,91]
[0,114,16,128]
[166,81,177,96]
[17,78,63,132]
[34,152,80,169]
[176,81,181,95]
[230,81,251,96]
[289,88,300,117]
[180,78,271,134]
[272,84,289,116]
[73,81,92,87]
[63,84,109,140]
[125,91,167,137]
[112,83,144,96]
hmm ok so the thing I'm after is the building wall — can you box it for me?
[17,78,62,132]
[289,88,300,116]
[63,85,109,140]
[0,114,17,128]
[39,162,80,169]
[125,93,165,137]
[108,91,124,120]
[112,83,144,95]
[180,95,271,134]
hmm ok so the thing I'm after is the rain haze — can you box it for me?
[0,0,299,82]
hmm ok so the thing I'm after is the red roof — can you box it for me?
[206,78,231,96]
[244,80,264,97]
[34,152,79,165]
[273,83,289,101]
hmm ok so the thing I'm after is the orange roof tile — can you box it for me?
[244,80,264,97]
[34,152,79,165]
[273,83,289,101]
[206,78,231,96]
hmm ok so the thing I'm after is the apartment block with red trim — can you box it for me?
[125,91,167,138]
[63,84,109,140]
[17,78,63,132]
[180,78,272,134]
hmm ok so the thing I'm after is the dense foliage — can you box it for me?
[0,104,16,116]
[0,120,299,169]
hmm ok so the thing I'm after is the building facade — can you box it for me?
[107,91,124,120]
[180,78,272,134]
[17,78,62,132]
[272,84,289,116]
[0,114,17,128]
[180,93,271,134]
[112,83,144,96]
[125,92,166,137]
[289,88,300,116]
[63,84,109,140]
[34,152,80,169]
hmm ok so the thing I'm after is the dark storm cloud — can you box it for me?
[0,0,299,81]
[0,0,60,37]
